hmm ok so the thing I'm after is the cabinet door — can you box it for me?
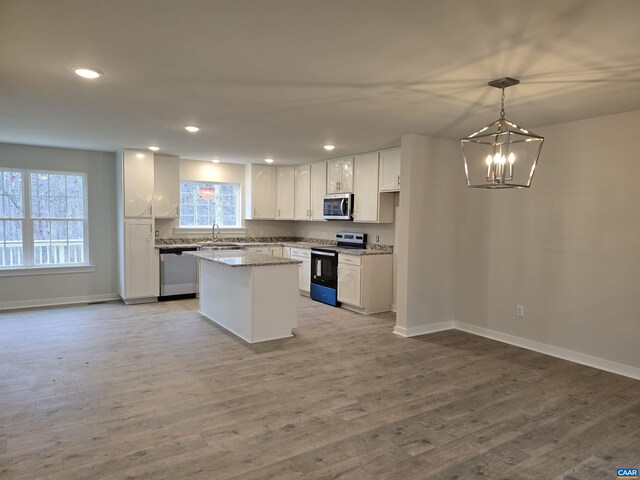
[270,246,283,257]
[124,219,156,298]
[326,159,341,194]
[282,246,291,258]
[339,158,354,193]
[276,166,295,219]
[338,264,361,306]
[247,246,270,254]
[249,165,276,219]
[154,154,180,218]
[124,151,154,217]
[294,164,311,220]
[379,148,401,192]
[353,152,379,222]
[310,162,327,221]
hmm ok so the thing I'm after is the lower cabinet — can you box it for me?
[120,219,158,302]
[290,247,311,294]
[338,253,392,314]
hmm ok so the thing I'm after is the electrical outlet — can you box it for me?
[516,305,524,317]
[155,230,160,237]
[376,235,380,243]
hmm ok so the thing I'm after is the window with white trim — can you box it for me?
[0,168,88,269]
[179,181,241,228]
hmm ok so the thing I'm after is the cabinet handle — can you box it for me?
[278,208,280,218]
[398,175,400,186]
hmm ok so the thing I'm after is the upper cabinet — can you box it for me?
[122,150,154,217]
[245,164,276,219]
[379,148,401,192]
[153,154,180,218]
[353,152,394,224]
[327,157,353,194]
[294,164,311,220]
[276,166,295,220]
[310,161,327,221]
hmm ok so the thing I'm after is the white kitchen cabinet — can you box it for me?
[326,157,353,194]
[310,161,327,220]
[276,166,295,220]
[116,150,158,304]
[294,164,311,220]
[290,247,311,294]
[123,150,154,217]
[353,153,394,223]
[269,245,283,257]
[282,246,291,258]
[379,148,401,192]
[337,263,361,307]
[245,164,276,219]
[121,219,158,300]
[338,254,393,314]
[153,154,180,218]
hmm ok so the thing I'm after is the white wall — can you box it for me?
[395,134,459,335]
[455,109,640,372]
[0,143,118,308]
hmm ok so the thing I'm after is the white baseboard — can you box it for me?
[0,293,120,311]
[454,322,640,381]
[393,321,454,337]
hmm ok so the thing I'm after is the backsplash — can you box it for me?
[155,236,393,252]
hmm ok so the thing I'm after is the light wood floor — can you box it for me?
[0,297,638,480]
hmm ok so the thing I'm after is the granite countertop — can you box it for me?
[155,237,393,255]
[186,250,302,268]
[282,242,391,256]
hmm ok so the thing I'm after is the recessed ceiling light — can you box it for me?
[148,146,159,151]
[324,144,335,151]
[185,126,200,133]
[211,159,220,163]
[264,158,274,163]
[72,67,103,79]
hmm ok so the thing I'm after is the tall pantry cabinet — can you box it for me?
[116,150,159,303]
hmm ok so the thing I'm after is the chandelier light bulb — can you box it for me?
[485,155,492,167]
[508,152,516,164]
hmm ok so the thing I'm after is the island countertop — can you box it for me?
[186,250,302,267]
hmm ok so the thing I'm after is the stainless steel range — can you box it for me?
[310,232,366,307]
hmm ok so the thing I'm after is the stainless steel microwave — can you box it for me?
[323,193,353,220]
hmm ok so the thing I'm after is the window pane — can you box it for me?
[31,173,49,197]
[179,180,240,228]
[66,175,83,197]
[49,197,67,218]
[2,220,23,267]
[4,195,23,218]
[31,196,48,218]
[67,197,84,218]
[4,171,22,195]
[49,174,66,196]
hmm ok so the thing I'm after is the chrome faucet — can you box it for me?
[212,223,220,241]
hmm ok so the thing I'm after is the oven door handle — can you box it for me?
[312,251,337,257]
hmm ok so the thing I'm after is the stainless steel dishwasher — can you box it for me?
[159,246,198,300]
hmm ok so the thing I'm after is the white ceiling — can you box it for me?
[1,0,639,164]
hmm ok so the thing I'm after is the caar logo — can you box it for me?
[617,468,638,478]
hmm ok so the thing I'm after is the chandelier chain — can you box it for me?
[500,88,506,119]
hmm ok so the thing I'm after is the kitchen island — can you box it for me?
[187,250,301,343]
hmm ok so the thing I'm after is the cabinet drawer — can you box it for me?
[338,254,361,266]
[290,247,311,258]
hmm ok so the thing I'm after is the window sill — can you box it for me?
[173,227,246,235]
[0,264,96,277]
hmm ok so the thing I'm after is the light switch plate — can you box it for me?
[516,305,524,317]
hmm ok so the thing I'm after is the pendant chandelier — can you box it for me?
[460,77,544,189]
